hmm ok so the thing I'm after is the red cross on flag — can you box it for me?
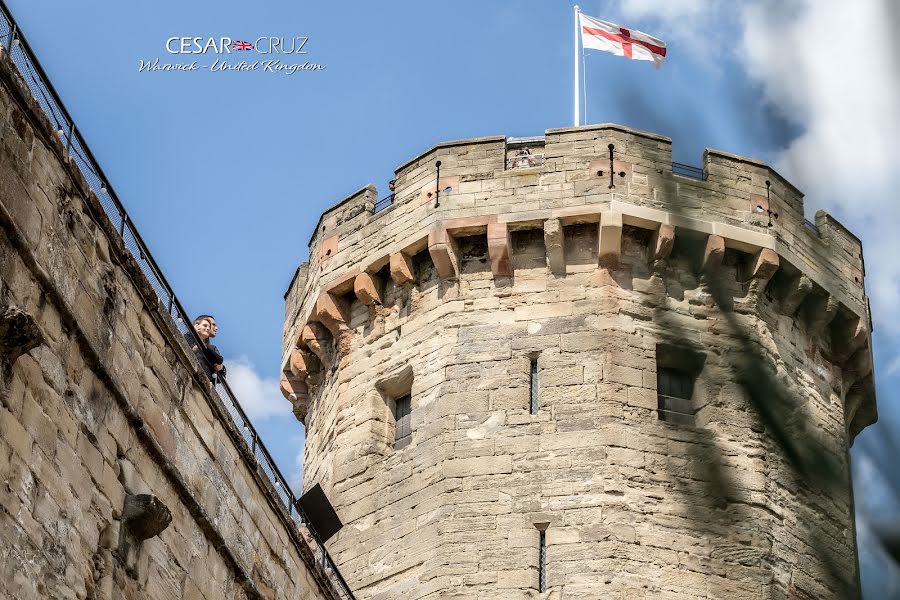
[579,12,667,68]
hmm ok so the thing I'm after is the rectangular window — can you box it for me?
[538,529,547,592]
[530,358,539,415]
[394,394,412,449]
[657,367,696,425]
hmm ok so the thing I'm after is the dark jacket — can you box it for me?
[184,331,224,380]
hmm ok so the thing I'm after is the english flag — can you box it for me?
[579,12,667,68]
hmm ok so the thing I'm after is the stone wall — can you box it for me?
[283,127,876,598]
[0,49,343,599]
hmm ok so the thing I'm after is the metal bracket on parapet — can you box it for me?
[596,143,627,189]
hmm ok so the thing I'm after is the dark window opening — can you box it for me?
[657,367,696,425]
[530,358,539,415]
[394,394,412,449]
[656,344,705,426]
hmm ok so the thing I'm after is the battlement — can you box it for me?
[283,126,873,438]
[286,124,865,325]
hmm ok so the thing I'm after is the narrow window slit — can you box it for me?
[394,394,411,449]
[538,528,547,592]
[529,357,539,415]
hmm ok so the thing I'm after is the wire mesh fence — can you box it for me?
[0,3,354,597]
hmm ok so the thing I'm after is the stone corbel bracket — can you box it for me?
[285,202,876,437]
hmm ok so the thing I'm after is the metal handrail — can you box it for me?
[672,161,707,181]
[373,193,394,213]
[0,3,354,598]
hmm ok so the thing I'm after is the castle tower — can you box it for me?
[281,125,876,599]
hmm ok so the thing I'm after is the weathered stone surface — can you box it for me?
[544,218,565,275]
[0,49,341,600]
[390,252,416,285]
[301,321,331,362]
[649,223,675,262]
[354,271,383,306]
[315,292,350,335]
[806,294,841,336]
[750,248,780,284]
[780,275,813,316]
[701,235,726,272]
[832,317,867,363]
[290,347,312,380]
[487,222,513,278]
[428,225,460,280]
[0,305,43,361]
[598,212,623,262]
[122,494,172,540]
[286,127,874,599]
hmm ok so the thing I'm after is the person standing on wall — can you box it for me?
[200,314,226,382]
[185,315,225,382]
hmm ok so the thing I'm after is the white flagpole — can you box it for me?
[574,5,581,127]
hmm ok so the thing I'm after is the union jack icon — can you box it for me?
[232,40,254,51]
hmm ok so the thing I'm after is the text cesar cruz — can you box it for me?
[138,58,324,75]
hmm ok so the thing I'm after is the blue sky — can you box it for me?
[9,1,899,596]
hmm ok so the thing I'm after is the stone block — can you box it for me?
[428,225,460,281]
[289,348,312,380]
[748,248,779,285]
[701,235,725,272]
[779,275,813,316]
[444,456,513,479]
[606,364,644,388]
[300,321,330,362]
[598,212,623,262]
[314,292,350,335]
[0,408,32,461]
[487,222,513,278]
[541,366,584,387]
[544,218,565,275]
[354,271,383,306]
[390,252,416,285]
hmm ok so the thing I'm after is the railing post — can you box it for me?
[119,211,126,237]
[6,23,16,50]
[64,120,74,157]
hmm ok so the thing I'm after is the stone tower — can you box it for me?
[281,126,876,599]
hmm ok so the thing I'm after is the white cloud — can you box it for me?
[616,0,900,332]
[291,443,305,494]
[740,0,900,327]
[619,0,709,19]
[613,0,733,63]
[223,355,292,421]
[887,356,900,378]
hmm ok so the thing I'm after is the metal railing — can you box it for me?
[672,161,707,181]
[656,394,697,425]
[373,193,394,213]
[0,3,354,598]
[804,218,820,235]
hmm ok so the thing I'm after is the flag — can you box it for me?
[579,13,667,68]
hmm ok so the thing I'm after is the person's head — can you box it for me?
[196,314,217,338]
[388,179,396,192]
[192,316,211,340]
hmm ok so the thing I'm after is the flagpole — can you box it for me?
[573,5,580,127]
